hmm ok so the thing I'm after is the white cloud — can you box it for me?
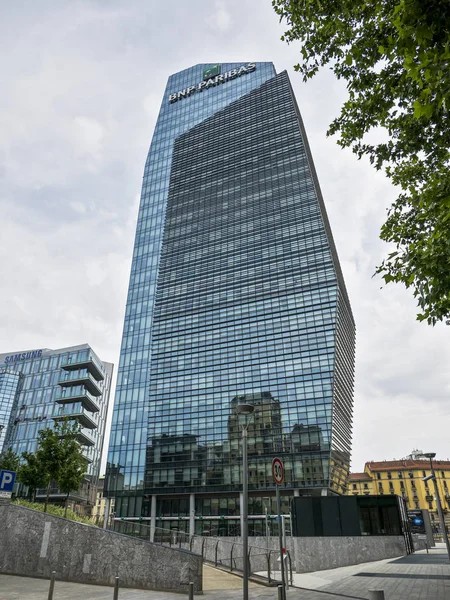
[212,1,232,32]
[70,201,87,214]
[73,116,105,166]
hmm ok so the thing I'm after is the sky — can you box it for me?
[1,0,449,473]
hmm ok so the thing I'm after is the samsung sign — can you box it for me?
[169,63,256,104]
[4,349,43,363]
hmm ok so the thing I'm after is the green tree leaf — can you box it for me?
[0,448,20,472]
[17,452,46,501]
[273,0,450,324]
[18,420,87,512]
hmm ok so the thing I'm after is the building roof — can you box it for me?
[349,472,372,481]
[366,460,450,471]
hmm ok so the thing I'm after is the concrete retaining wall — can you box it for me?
[411,534,428,551]
[292,536,405,573]
[0,504,202,592]
[188,534,406,574]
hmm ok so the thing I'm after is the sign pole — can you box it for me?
[276,483,286,600]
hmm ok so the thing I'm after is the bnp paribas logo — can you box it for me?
[203,64,221,81]
[169,63,257,104]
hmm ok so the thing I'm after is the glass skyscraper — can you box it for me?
[0,344,113,507]
[106,62,355,536]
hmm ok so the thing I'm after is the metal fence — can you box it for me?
[111,519,293,585]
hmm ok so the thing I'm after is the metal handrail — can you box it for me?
[214,540,219,566]
[110,519,293,585]
[230,542,235,572]
[287,551,293,585]
[267,551,272,583]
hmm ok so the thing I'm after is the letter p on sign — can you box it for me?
[0,470,16,492]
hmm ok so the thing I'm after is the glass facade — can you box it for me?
[0,344,113,505]
[0,367,23,453]
[106,63,355,534]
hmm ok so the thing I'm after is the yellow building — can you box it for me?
[348,456,450,532]
[91,476,114,525]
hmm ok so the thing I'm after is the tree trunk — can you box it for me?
[44,482,51,513]
[64,493,69,518]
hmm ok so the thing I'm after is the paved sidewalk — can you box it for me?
[0,573,351,600]
[288,543,450,600]
[0,573,348,600]
[0,546,448,599]
[312,545,450,599]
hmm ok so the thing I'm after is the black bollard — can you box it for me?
[113,576,119,599]
[47,571,56,600]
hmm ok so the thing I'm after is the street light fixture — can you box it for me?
[420,452,450,562]
[235,402,255,600]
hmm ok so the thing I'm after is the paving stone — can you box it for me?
[0,545,448,600]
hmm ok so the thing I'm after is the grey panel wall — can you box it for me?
[180,535,406,574]
[0,504,202,592]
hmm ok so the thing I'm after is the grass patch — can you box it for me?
[12,498,98,526]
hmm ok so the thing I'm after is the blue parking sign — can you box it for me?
[0,470,16,492]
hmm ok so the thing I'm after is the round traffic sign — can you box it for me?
[272,457,284,485]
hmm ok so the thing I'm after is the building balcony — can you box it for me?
[60,356,105,381]
[35,488,89,502]
[55,387,100,413]
[77,427,96,447]
[58,370,102,396]
[52,405,98,430]
[81,449,93,464]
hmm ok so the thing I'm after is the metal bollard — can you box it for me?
[113,576,120,600]
[188,581,194,599]
[277,584,283,600]
[47,571,56,600]
[368,591,385,600]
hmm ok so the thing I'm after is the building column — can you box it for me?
[189,493,195,537]
[240,492,244,538]
[103,497,111,529]
[150,495,157,542]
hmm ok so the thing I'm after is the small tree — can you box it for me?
[18,452,46,501]
[57,434,88,517]
[36,425,64,512]
[0,448,20,472]
[37,420,87,513]
[15,420,87,513]
[17,420,88,513]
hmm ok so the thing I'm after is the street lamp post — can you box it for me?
[235,403,255,600]
[422,452,450,562]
